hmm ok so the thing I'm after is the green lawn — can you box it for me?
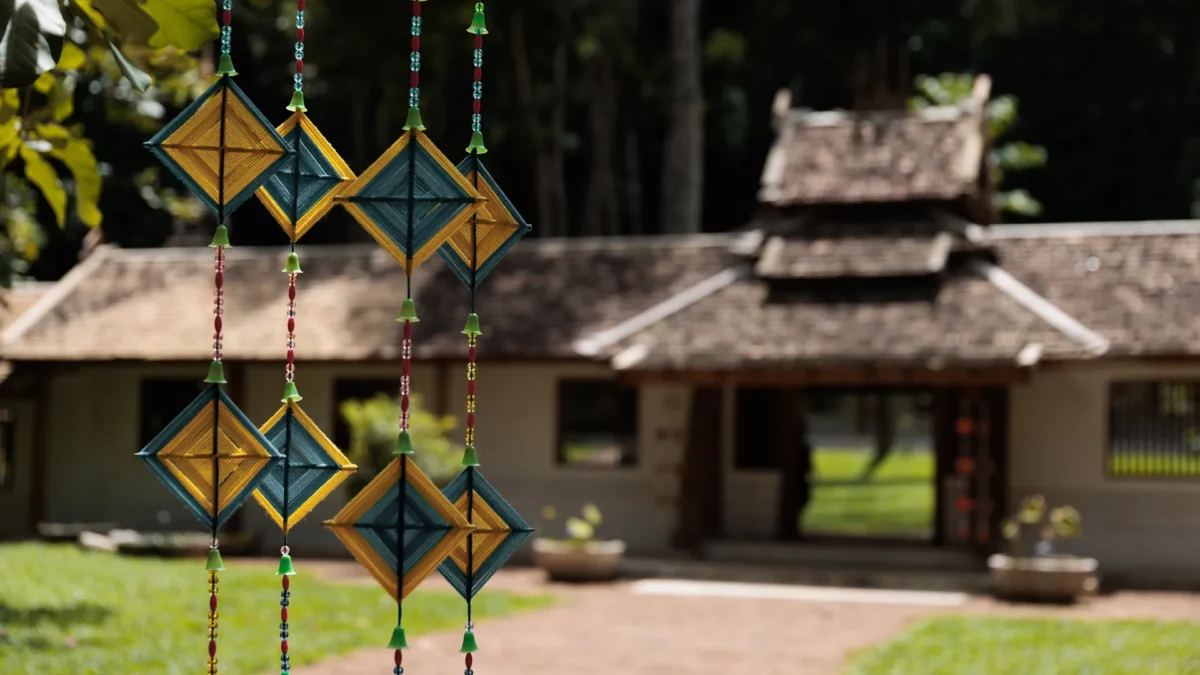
[847,616,1200,675]
[0,543,553,675]
[803,448,935,538]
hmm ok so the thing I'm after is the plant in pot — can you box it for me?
[988,494,1098,602]
[532,504,626,582]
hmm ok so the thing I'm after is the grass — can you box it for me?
[847,616,1200,675]
[803,448,934,538]
[0,543,554,675]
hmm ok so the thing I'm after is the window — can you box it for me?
[556,380,638,468]
[0,408,14,492]
[735,388,784,469]
[139,379,210,447]
[1109,381,1200,478]
[332,379,398,452]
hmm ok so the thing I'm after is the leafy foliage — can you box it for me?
[541,502,606,544]
[1001,493,1081,556]
[339,392,463,492]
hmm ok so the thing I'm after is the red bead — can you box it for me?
[287,349,295,363]
[466,654,473,668]
[404,322,412,339]
[402,360,411,376]
[282,576,290,590]
[297,0,305,9]
[468,380,475,395]
[281,640,289,654]
[296,60,304,73]
[281,607,288,622]
[210,594,218,611]
[412,37,420,51]
[412,0,420,16]
[209,639,217,657]
[214,316,222,333]
[288,318,295,333]
[474,99,481,114]
[401,396,410,412]
[476,34,483,48]
[288,285,296,300]
[467,412,475,427]
[395,650,403,666]
[216,271,223,287]
[468,347,477,361]
[475,67,482,81]
[222,10,231,25]
[297,28,305,41]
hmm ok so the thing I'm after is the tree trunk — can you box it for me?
[661,0,704,235]
[583,51,621,236]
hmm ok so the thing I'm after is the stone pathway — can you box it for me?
[299,562,1200,675]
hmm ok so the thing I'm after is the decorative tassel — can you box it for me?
[204,360,228,385]
[387,624,409,650]
[286,90,307,112]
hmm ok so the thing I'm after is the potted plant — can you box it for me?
[988,494,1099,602]
[532,504,626,582]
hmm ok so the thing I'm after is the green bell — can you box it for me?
[459,629,479,653]
[394,430,415,455]
[403,107,426,131]
[397,298,420,323]
[461,445,480,467]
[467,4,488,34]
[204,360,227,385]
[286,90,307,113]
[466,130,488,155]
[277,554,297,576]
[216,53,238,76]
[283,252,302,274]
[209,225,231,248]
[387,625,409,650]
[282,381,303,403]
[461,313,482,336]
[205,547,226,571]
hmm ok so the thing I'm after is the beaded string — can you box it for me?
[404,0,425,131]
[460,4,488,671]
[289,0,307,112]
[208,570,219,675]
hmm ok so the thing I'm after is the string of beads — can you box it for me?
[285,273,297,385]
[294,0,305,93]
[465,335,477,447]
[208,569,219,675]
[409,1,423,112]
[220,0,232,55]
[213,248,225,363]
[280,567,291,674]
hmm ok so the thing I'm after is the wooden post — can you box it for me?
[776,388,801,540]
[673,387,723,550]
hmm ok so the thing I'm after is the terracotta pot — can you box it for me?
[988,553,1099,602]
[533,538,626,582]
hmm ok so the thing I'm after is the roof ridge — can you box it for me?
[985,220,1200,239]
[969,259,1109,356]
[2,246,113,349]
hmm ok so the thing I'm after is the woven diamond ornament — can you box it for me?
[438,469,533,600]
[146,75,292,218]
[256,112,356,240]
[137,385,283,530]
[325,457,473,601]
[438,158,531,288]
[253,402,357,532]
[339,130,486,273]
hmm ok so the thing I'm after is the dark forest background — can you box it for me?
[27,0,1200,282]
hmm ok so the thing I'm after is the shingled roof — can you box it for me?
[0,237,734,362]
[759,105,986,207]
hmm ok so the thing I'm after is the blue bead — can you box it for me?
[280,622,288,630]
[394,668,404,675]
[295,42,304,59]
[296,11,305,28]
[280,631,289,639]
[222,0,232,9]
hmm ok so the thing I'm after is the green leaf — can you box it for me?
[83,0,217,51]
[20,143,66,226]
[564,517,594,541]
[49,135,102,227]
[581,503,603,526]
[0,0,67,89]
[107,40,152,92]
[993,141,1048,172]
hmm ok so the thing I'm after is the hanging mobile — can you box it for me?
[250,3,359,675]
[324,1,482,671]
[436,3,534,670]
[138,3,290,674]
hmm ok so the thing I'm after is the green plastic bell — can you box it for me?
[282,381,303,403]
[459,629,479,653]
[394,430,415,455]
[397,298,420,323]
[387,625,409,650]
[283,252,302,274]
[216,53,238,76]
[286,90,307,113]
[403,107,426,131]
[468,3,488,34]
[204,360,227,385]
[277,554,297,576]
[209,225,231,248]
[205,547,226,571]
[461,313,482,336]
[461,445,480,467]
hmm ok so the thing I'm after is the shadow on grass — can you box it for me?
[0,601,112,630]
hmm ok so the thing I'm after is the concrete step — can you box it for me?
[623,556,990,594]
[702,539,982,572]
